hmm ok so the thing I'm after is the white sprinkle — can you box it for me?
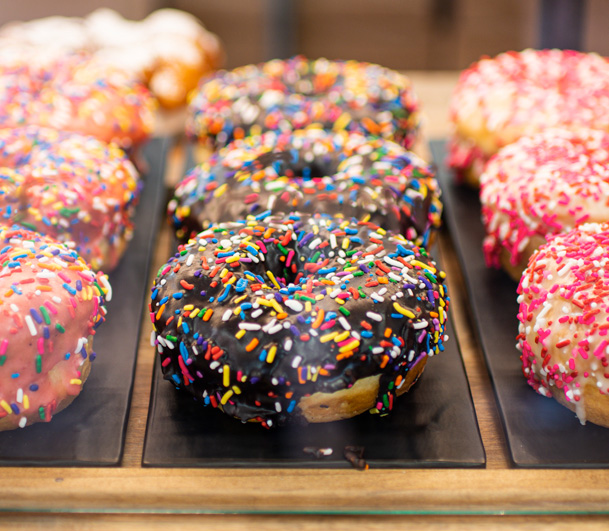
[150,331,157,346]
[239,322,262,331]
[372,347,384,354]
[210,361,220,370]
[366,311,383,322]
[25,315,37,336]
[308,237,322,249]
[330,233,337,248]
[186,254,194,267]
[10,304,19,313]
[412,320,429,330]
[291,356,302,368]
[19,417,27,428]
[338,317,351,330]
[285,299,304,312]
[284,338,293,351]
[222,309,232,321]
[16,388,23,403]
[251,309,263,318]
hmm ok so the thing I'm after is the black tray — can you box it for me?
[142,266,485,469]
[0,137,169,466]
[430,140,609,468]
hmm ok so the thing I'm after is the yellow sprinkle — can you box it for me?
[334,331,351,343]
[311,369,320,382]
[377,228,387,235]
[220,389,234,405]
[256,298,272,307]
[214,182,228,197]
[226,276,237,285]
[304,301,312,313]
[270,299,283,313]
[69,379,83,386]
[439,307,444,324]
[335,298,345,305]
[320,331,338,343]
[234,294,248,305]
[393,302,415,318]
[339,340,360,353]
[235,329,246,339]
[183,304,195,311]
[219,268,228,279]
[266,345,277,364]
[23,394,29,410]
[411,260,435,272]
[342,238,350,250]
[267,271,280,289]
[232,385,242,395]
[223,365,230,387]
[177,316,183,328]
[1,400,12,414]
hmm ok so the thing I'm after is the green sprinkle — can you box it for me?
[338,306,351,317]
[277,243,288,255]
[59,207,80,217]
[353,271,364,277]
[0,355,5,366]
[36,355,42,373]
[55,323,65,333]
[165,334,178,343]
[40,306,51,325]
[39,406,45,420]
[295,294,316,303]
[197,308,206,318]
[345,250,357,256]
[19,221,38,231]
[310,251,321,263]
[358,287,366,298]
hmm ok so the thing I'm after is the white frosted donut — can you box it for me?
[518,222,609,428]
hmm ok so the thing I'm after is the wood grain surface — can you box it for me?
[2,72,609,527]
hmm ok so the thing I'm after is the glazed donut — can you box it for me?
[186,56,421,152]
[169,128,442,248]
[0,52,155,149]
[517,222,609,428]
[0,8,223,111]
[480,127,609,281]
[0,126,141,272]
[150,213,449,426]
[0,226,111,431]
[449,49,609,186]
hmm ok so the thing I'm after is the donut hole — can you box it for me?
[254,150,335,180]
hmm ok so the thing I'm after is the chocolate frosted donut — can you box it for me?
[150,213,449,427]
[169,129,442,248]
[186,56,421,151]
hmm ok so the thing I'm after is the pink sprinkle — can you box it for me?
[0,339,7,356]
[37,337,45,355]
[58,272,71,283]
[44,301,58,314]
[594,340,608,358]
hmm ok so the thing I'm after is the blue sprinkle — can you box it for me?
[287,400,296,413]
[30,308,43,324]
[62,283,77,296]
[172,292,184,300]
[217,284,232,302]
[182,322,190,334]
[180,342,189,362]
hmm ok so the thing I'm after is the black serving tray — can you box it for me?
[142,268,485,469]
[0,137,169,466]
[430,140,609,468]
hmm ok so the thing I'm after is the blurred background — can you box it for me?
[0,0,607,70]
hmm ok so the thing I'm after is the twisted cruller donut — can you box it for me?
[480,127,609,281]
[169,129,442,248]
[0,226,111,431]
[0,52,154,149]
[186,56,421,152]
[0,126,141,272]
[150,213,449,427]
[449,49,609,186]
[517,222,609,428]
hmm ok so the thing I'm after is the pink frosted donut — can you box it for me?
[480,127,609,280]
[449,49,609,186]
[0,52,155,149]
[517,222,609,428]
[0,226,111,431]
[0,126,141,272]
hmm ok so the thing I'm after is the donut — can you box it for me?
[480,127,609,281]
[168,128,442,248]
[0,52,155,149]
[0,126,141,272]
[517,222,609,428]
[0,8,223,111]
[186,56,421,152]
[150,213,449,427]
[449,49,609,186]
[0,226,111,431]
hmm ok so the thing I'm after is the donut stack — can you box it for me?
[152,57,450,427]
[450,49,609,427]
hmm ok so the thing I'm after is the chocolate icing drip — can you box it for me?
[169,129,442,250]
[151,213,449,427]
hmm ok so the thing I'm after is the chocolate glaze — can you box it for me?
[151,213,449,427]
[186,56,421,150]
[169,129,442,249]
